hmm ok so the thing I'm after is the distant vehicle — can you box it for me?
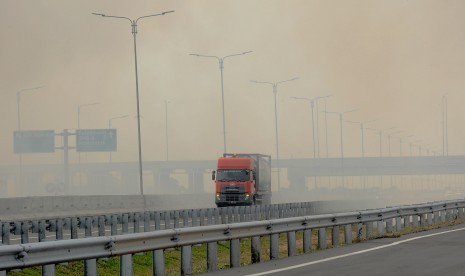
[212,153,272,207]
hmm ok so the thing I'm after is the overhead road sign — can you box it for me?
[76,129,117,152]
[14,130,55,153]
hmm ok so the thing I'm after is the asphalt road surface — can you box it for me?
[206,224,465,276]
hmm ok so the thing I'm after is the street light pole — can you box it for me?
[250,77,299,190]
[93,10,174,195]
[190,51,252,154]
[324,109,358,159]
[16,85,44,194]
[291,96,317,158]
[108,114,129,162]
[346,119,377,157]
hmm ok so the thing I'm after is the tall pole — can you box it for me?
[93,11,174,195]
[250,77,299,191]
[16,85,44,194]
[190,51,252,154]
[324,98,329,157]
[346,119,376,157]
[324,109,357,189]
[291,97,317,158]
[313,95,332,157]
[108,115,128,162]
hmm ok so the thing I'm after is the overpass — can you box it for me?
[0,155,464,197]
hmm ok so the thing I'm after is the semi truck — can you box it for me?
[212,153,272,207]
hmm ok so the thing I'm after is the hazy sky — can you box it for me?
[1,0,465,166]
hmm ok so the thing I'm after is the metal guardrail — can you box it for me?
[1,201,346,245]
[1,199,464,275]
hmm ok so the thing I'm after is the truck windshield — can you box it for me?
[216,169,250,181]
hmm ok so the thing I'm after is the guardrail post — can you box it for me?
[233,206,240,222]
[366,222,373,239]
[344,224,352,245]
[153,249,165,276]
[377,221,384,238]
[426,212,432,226]
[386,218,393,233]
[98,216,105,237]
[84,217,97,276]
[251,236,261,263]
[419,214,425,227]
[207,241,218,271]
[153,211,164,276]
[332,226,339,248]
[71,217,78,239]
[288,231,297,256]
[433,210,439,224]
[2,223,10,245]
[144,211,151,231]
[56,219,64,240]
[412,215,418,228]
[164,211,172,229]
[396,217,402,232]
[303,228,312,253]
[200,209,206,226]
[181,246,192,275]
[318,227,326,249]
[270,233,279,260]
[230,238,240,267]
[21,221,30,244]
[207,209,213,225]
[119,213,133,276]
[403,215,410,228]
[356,223,363,241]
[134,212,140,233]
[214,208,220,225]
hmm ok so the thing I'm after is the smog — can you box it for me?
[1,1,465,212]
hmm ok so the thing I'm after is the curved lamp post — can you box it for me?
[92,10,174,195]
[250,77,299,190]
[190,51,252,154]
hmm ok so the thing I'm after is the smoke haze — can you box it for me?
[1,1,465,203]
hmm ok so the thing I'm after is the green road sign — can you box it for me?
[76,129,117,152]
[14,130,55,153]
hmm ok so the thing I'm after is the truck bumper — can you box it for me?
[215,193,254,207]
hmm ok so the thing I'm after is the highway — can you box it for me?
[205,224,465,276]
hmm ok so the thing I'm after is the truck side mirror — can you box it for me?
[212,170,216,181]
[252,171,256,180]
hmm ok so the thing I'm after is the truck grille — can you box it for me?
[220,185,245,201]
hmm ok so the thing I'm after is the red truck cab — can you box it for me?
[212,153,271,207]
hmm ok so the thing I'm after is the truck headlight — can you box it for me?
[245,193,250,199]
[216,193,221,200]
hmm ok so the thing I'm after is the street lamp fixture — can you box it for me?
[92,10,174,195]
[190,51,252,153]
[250,77,300,190]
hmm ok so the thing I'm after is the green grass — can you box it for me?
[8,217,465,275]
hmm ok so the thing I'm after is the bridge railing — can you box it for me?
[1,199,464,275]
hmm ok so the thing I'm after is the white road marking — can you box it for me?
[246,227,465,276]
